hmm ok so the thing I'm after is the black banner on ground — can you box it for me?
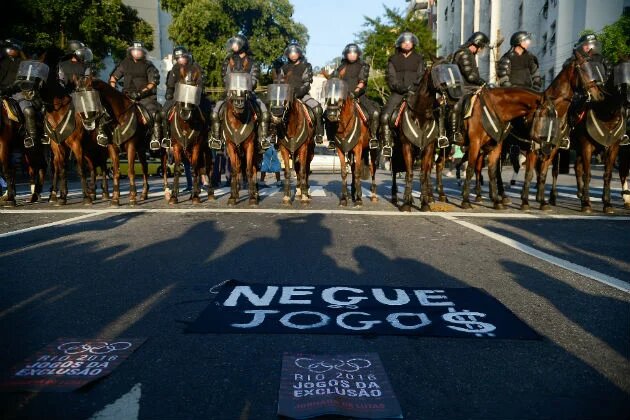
[278,352,403,419]
[187,281,539,340]
[0,338,146,392]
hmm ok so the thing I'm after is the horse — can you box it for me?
[388,67,440,211]
[0,101,23,205]
[572,71,627,213]
[268,83,314,204]
[222,72,260,206]
[75,75,151,206]
[519,52,606,211]
[323,79,378,207]
[164,66,213,204]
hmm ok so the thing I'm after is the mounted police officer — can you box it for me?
[0,39,49,148]
[161,46,211,148]
[330,43,380,150]
[209,34,271,150]
[380,32,425,157]
[450,31,491,144]
[109,41,162,150]
[497,32,542,90]
[277,42,324,145]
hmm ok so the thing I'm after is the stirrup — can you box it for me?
[369,138,379,149]
[327,140,336,150]
[620,134,630,146]
[209,137,223,150]
[41,134,50,145]
[269,134,277,145]
[558,137,571,150]
[161,137,172,149]
[96,133,109,147]
[437,135,449,149]
[149,139,161,151]
[315,135,324,145]
[23,136,35,149]
[382,144,392,158]
[260,137,271,150]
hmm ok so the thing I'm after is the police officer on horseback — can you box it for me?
[330,43,380,150]
[109,41,162,150]
[497,32,542,90]
[277,42,324,145]
[450,31,491,145]
[161,46,211,148]
[0,39,24,97]
[209,34,271,150]
[380,32,425,157]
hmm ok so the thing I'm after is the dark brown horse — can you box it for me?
[0,103,22,205]
[324,79,377,207]
[223,73,259,206]
[572,73,626,213]
[520,52,605,210]
[268,83,315,204]
[76,76,151,206]
[165,65,213,204]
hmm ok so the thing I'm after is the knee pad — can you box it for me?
[22,106,36,119]
[153,111,162,124]
[380,112,390,126]
[314,105,323,117]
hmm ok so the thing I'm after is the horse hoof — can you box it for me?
[540,203,552,212]
[227,198,237,206]
[301,196,310,204]
[249,198,258,206]
[400,204,412,212]
[439,195,448,203]
[520,203,530,211]
[207,193,216,201]
[624,202,630,210]
[168,197,178,205]
[475,196,483,203]
[501,197,511,205]
[82,197,93,206]
[420,203,431,212]
[354,200,363,208]
[493,202,505,210]
[102,192,110,200]
[428,196,435,204]
[461,201,472,210]
[549,198,556,206]
[282,197,292,206]
[192,197,201,205]
[581,206,592,213]
[390,198,398,205]
[129,199,137,207]
[89,194,97,202]
[110,199,120,207]
[2,199,16,207]
[339,199,347,207]
[603,206,614,214]
[48,194,58,203]
[29,193,40,203]
[141,193,149,201]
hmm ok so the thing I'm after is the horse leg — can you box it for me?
[419,147,432,212]
[496,153,510,205]
[574,152,584,201]
[537,152,554,211]
[191,146,202,204]
[170,144,181,204]
[108,144,121,206]
[486,145,504,210]
[580,140,594,212]
[337,149,348,206]
[520,150,537,210]
[0,145,16,206]
[474,154,484,203]
[138,150,149,201]
[57,147,68,206]
[227,143,239,206]
[69,141,91,205]
[401,141,414,212]
[620,147,630,209]
[602,144,619,214]
[369,149,378,202]
[461,142,480,209]
[247,141,258,206]
[354,148,363,207]
[299,146,309,204]
[436,149,448,202]
[549,151,560,206]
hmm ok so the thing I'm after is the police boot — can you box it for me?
[150,122,161,151]
[380,113,393,158]
[208,118,223,150]
[369,112,380,149]
[558,136,571,149]
[96,112,112,148]
[161,116,172,149]
[314,106,324,144]
[258,120,271,151]
[22,108,40,148]
[450,111,464,145]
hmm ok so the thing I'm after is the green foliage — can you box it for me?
[166,0,308,87]
[356,5,436,104]
[0,0,153,63]
[581,10,630,63]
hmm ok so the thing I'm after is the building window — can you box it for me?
[518,2,523,28]
[548,68,554,83]
[542,0,549,19]
[550,21,556,50]
[542,33,547,56]
[444,6,448,21]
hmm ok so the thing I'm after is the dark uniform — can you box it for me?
[161,46,212,147]
[210,34,270,150]
[277,43,324,143]
[0,40,22,95]
[331,43,380,149]
[450,31,490,144]
[497,32,542,89]
[381,32,425,156]
[109,41,162,150]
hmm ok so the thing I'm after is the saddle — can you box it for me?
[2,98,22,124]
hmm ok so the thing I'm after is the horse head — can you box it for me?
[323,78,348,122]
[176,65,203,121]
[226,72,252,116]
[570,52,606,102]
[267,81,292,123]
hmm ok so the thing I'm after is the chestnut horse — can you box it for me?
[166,66,213,204]
[77,76,151,206]
[326,94,378,207]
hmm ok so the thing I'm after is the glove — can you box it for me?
[349,91,356,99]
[165,93,173,101]
[128,91,141,101]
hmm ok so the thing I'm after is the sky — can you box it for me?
[290,0,410,68]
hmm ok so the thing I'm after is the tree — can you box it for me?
[166,0,308,87]
[0,0,153,63]
[356,6,436,104]
[581,10,630,63]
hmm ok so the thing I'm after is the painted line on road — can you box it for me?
[0,213,103,239]
[441,214,630,294]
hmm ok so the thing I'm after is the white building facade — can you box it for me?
[433,0,628,87]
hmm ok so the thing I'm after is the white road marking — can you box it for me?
[441,214,630,294]
[88,383,141,420]
[309,186,327,197]
[0,213,102,239]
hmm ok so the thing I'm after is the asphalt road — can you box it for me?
[0,165,628,420]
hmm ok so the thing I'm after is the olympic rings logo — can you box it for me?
[294,357,372,373]
[57,341,133,355]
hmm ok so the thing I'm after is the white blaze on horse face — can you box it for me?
[336,312,381,330]
[414,290,455,306]
[386,313,431,330]
[223,285,279,306]
[322,287,367,306]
